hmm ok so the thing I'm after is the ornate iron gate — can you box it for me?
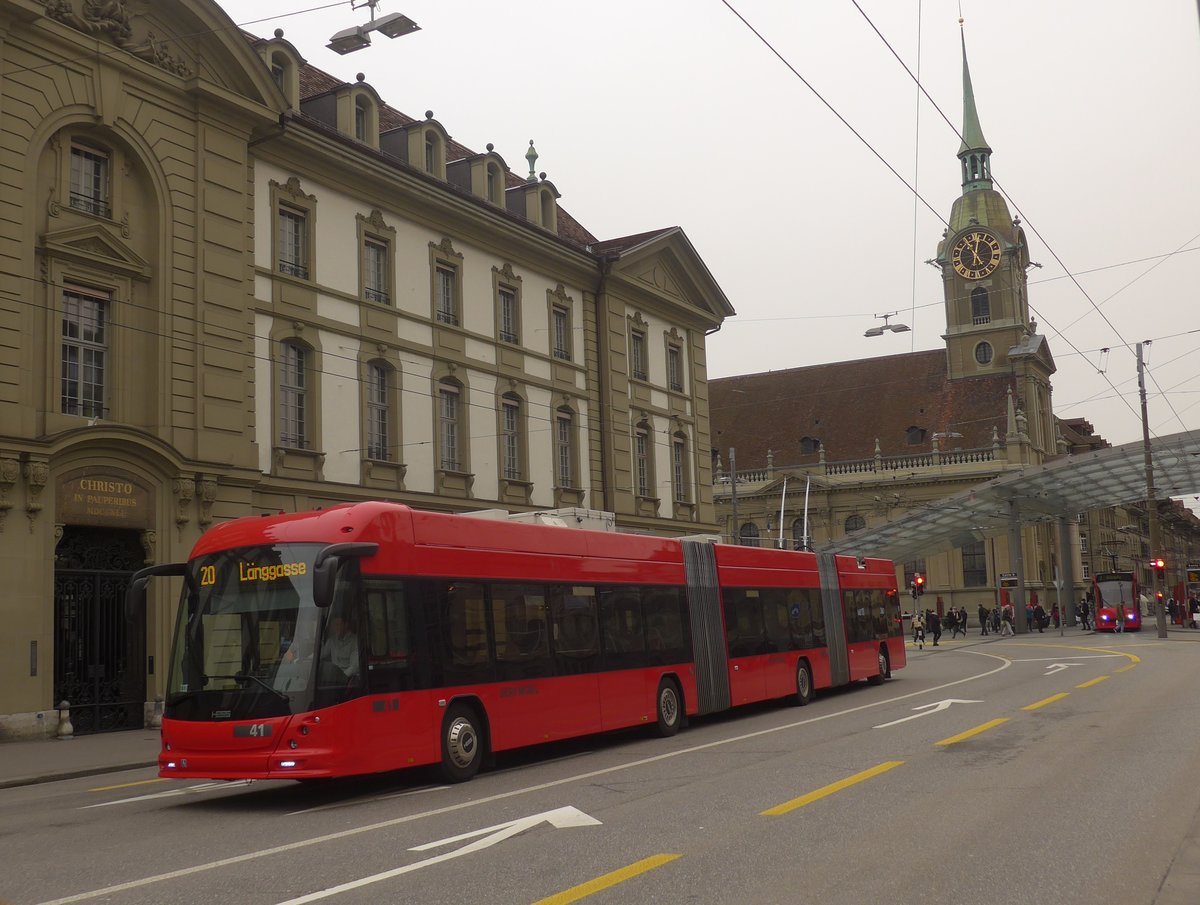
[54,528,146,734]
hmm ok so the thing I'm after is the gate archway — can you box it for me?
[54,526,146,734]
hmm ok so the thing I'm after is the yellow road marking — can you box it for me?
[531,854,681,905]
[88,777,167,793]
[935,718,1008,746]
[1077,675,1110,688]
[1115,663,1137,673]
[1023,693,1069,711]
[761,761,904,816]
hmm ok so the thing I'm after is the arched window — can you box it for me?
[971,286,990,324]
[800,436,820,455]
[844,514,866,533]
[739,523,761,547]
[791,518,809,551]
[974,342,994,365]
[500,393,523,481]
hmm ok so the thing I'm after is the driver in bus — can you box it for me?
[321,615,360,680]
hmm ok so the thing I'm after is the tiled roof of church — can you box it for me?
[711,350,1018,470]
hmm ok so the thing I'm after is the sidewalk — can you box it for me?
[0,728,160,790]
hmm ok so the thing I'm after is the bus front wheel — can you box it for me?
[794,660,814,706]
[440,703,484,783]
[654,679,682,737]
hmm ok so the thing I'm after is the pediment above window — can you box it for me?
[39,223,151,280]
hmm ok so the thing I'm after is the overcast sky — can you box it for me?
[218,0,1200,506]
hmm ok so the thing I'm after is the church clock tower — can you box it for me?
[935,30,1057,459]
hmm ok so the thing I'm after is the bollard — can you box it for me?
[150,695,163,729]
[56,700,73,739]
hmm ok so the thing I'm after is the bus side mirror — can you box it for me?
[125,562,187,624]
[312,543,379,608]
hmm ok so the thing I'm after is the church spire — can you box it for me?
[957,24,992,193]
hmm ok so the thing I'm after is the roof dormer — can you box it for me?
[505,141,560,232]
[337,74,382,148]
[257,29,306,110]
[447,144,510,206]
[405,112,450,180]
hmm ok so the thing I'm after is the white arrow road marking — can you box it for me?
[1044,663,1083,675]
[873,699,983,729]
[81,780,253,808]
[272,806,602,905]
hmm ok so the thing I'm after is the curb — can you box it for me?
[0,760,159,791]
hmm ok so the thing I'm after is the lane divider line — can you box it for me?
[1076,676,1110,688]
[530,854,682,905]
[935,718,1009,746]
[761,761,905,816]
[88,778,168,793]
[1022,693,1069,711]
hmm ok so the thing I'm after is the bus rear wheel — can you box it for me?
[868,647,889,685]
[440,703,483,783]
[794,660,814,706]
[654,679,682,737]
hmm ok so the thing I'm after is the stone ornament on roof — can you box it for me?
[39,0,193,77]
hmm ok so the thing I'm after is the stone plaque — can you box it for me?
[57,468,155,529]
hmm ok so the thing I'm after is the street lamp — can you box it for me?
[864,312,910,337]
[327,1,420,55]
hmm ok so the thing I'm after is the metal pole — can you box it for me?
[729,447,739,545]
[1138,342,1168,638]
[1009,498,1028,634]
[777,476,788,549]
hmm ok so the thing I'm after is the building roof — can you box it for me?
[710,350,1019,469]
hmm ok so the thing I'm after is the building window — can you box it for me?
[1082,563,1091,580]
[845,514,866,533]
[552,305,571,361]
[435,266,458,326]
[902,559,928,588]
[278,206,309,279]
[355,99,368,141]
[739,523,760,547]
[556,409,574,488]
[279,340,309,448]
[363,238,389,304]
[906,426,927,445]
[69,143,111,218]
[672,435,688,503]
[438,381,461,471]
[635,422,653,497]
[800,436,820,455]
[667,346,683,392]
[791,518,810,551]
[630,330,647,381]
[501,395,522,480]
[962,540,988,587]
[61,287,107,417]
[1079,532,1089,554]
[974,342,994,365]
[499,287,518,343]
[366,362,391,461]
[971,286,990,325]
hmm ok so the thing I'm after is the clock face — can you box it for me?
[951,230,1002,279]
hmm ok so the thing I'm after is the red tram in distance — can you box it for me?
[129,502,906,784]
[1092,570,1142,632]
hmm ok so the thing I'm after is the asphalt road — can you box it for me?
[5,630,1200,905]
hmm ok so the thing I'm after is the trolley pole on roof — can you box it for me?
[1137,343,1168,639]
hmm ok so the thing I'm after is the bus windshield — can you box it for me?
[166,543,333,721]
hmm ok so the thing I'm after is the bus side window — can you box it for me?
[762,589,791,652]
[643,587,690,663]
[492,583,552,681]
[364,581,422,693]
[599,588,644,669]
[549,585,599,675]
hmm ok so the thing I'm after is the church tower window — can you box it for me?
[974,342,994,365]
[971,286,990,325]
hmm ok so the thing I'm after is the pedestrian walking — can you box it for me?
[912,612,926,649]
[1000,604,1014,636]
[978,604,990,636]
[929,610,942,646]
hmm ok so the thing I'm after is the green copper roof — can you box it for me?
[958,32,990,156]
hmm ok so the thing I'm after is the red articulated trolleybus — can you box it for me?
[128,502,905,784]
[1092,570,1141,632]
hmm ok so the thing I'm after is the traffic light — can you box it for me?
[1152,557,1166,576]
[911,574,926,598]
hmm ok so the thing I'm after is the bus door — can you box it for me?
[817,554,851,686]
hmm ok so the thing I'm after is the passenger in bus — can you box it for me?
[321,615,360,679]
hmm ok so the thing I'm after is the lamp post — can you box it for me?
[1137,342,1168,638]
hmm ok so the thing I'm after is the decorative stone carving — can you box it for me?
[24,459,49,531]
[365,209,388,232]
[0,456,18,532]
[82,0,133,45]
[172,475,194,531]
[140,529,156,565]
[135,31,193,78]
[197,476,217,527]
